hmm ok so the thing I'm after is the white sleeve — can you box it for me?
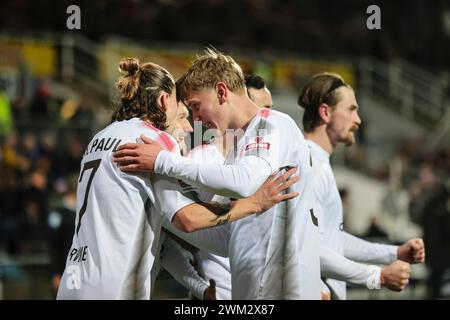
[154,151,272,199]
[320,246,381,289]
[196,190,215,203]
[160,237,209,300]
[162,218,230,257]
[342,232,398,265]
[151,175,196,222]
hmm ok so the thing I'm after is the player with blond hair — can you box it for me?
[57,57,299,300]
[114,49,322,299]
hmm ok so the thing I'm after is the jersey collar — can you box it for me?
[306,139,330,162]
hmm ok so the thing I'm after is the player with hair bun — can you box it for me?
[56,57,299,300]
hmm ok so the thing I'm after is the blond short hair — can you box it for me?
[176,48,245,104]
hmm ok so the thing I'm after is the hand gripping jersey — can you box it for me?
[57,118,194,300]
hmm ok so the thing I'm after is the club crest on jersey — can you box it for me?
[245,136,270,152]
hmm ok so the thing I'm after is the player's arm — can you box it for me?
[321,246,381,289]
[113,134,273,199]
[162,218,230,257]
[321,246,410,292]
[342,231,398,265]
[160,237,210,300]
[342,233,424,264]
[172,167,299,233]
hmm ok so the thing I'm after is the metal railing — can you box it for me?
[60,34,110,103]
[358,57,449,130]
[3,31,448,146]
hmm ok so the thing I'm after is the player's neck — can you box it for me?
[305,128,335,155]
[212,134,229,157]
[229,97,259,131]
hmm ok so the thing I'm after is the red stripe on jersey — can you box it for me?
[141,120,175,152]
[141,120,160,133]
[260,108,271,119]
[157,132,175,152]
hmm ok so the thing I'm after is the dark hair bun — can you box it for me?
[117,58,141,100]
[119,58,140,76]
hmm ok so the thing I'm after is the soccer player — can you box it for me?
[244,74,274,109]
[56,58,299,300]
[161,144,233,300]
[113,48,322,299]
[171,103,193,156]
[298,72,425,299]
[159,233,227,299]
[158,103,231,300]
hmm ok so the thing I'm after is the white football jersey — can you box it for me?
[308,140,397,299]
[188,143,232,300]
[307,139,346,299]
[196,249,232,300]
[151,108,322,299]
[227,108,321,300]
[188,143,226,203]
[57,118,194,300]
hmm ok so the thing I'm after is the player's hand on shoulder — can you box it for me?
[113,134,163,172]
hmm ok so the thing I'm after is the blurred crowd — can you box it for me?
[0,81,93,297]
[405,145,450,299]
[0,0,448,299]
[0,0,448,72]
[1,78,448,298]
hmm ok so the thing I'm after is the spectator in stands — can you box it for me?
[47,174,77,297]
[15,200,49,254]
[30,81,50,117]
[23,169,49,219]
[409,162,450,299]
[0,81,13,138]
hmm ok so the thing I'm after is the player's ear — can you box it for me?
[216,82,228,104]
[159,92,170,112]
[318,103,331,123]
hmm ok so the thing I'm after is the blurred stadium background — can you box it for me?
[0,0,448,300]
